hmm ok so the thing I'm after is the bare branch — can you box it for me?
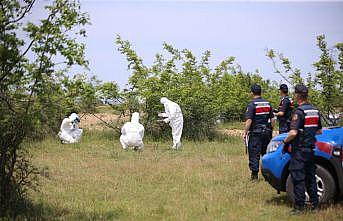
[20,39,35,58]
[4,0,36,26]
[269,55,292,84]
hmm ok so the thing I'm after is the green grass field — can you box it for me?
[17,130,342,221]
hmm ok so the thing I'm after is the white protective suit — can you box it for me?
[159,97,183,149]
[58,113,83,144]
[120,112,144,150]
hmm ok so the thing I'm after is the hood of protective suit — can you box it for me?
[160,97,169,104]
[69,113,80,122]
[131,112,140,123]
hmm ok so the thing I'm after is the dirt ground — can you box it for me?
[80,113,278,138]
[221,129,279,137]
[79,113,128,130]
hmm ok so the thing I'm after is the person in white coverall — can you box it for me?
[58,113,83,144]
[159,97,183,149]
[120,112,144,151]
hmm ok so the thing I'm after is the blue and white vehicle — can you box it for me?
[262,127,343,203]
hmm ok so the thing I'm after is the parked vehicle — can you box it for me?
[262,127,343,203]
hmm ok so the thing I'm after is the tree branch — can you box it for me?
[20,39,35,59]
[0,92,17,114]
[4,0,36,26]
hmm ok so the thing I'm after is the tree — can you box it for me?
[63,74,100,114]
[0,0,89,216]
[97,81,120,104]
[266,49,303,85]
[115,36,278,139]
[266,35,343,125]
[313,35,343,117]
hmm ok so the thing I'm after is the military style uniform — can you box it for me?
[289,103,322,209]
[277,96,294,134]
[245,97,274,176]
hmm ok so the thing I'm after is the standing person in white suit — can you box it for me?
[120,112,145,151]
[58,113,83,144]
[159,97,183,150]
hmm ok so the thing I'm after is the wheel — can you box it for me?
[286,165,336,204]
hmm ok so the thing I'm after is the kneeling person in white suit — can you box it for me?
[120,112,144,151]
[58,113,83,144]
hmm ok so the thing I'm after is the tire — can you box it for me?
[286,165,336,204]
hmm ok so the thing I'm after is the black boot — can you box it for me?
[290,205,304,215]
[251,171,258,181]
[309,203,319,213]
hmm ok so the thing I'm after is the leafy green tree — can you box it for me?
[0,0,89,215]
[63,74,100,114]
[266,49,303,85]
[266,35,343,125]
[313,35,343,117]
[115,36,279,139]
[97,81,120,105]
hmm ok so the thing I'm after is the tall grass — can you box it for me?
[12,131,343,220]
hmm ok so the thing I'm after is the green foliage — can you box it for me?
[0,0,90,215]
[313,35,343,115]
[267,35,343,123]
[115,36,278,140]
[266,49,303,85]
[62,74,100,114]
[97,81,120,103]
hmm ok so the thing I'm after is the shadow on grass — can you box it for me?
[266,195,343,210]
[4,199,124,221]
[265,195,293,207]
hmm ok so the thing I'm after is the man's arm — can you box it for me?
[283,110,302,144]
[316,113,323,135]
[283,129,298,143]
[276,98,290,117]
[243,102,254,138]
[244,119,252,138]
[271,117,276,129]
[275,111,285,117]
[269,104,275,128]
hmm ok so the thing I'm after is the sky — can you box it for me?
[29,0,343,89]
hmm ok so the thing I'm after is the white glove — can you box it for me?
[163,118,170,123]
[158,113,168,118]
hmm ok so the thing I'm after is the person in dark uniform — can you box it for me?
[243,84,275,180]
[282,84,322,215]
[274,84,294,134]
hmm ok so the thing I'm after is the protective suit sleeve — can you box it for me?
[168,105,177,121]
[121,123,127,135]
[139,126,144,138]
[65,118,73,124]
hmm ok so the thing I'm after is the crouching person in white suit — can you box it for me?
[120,112,144,151]
[159,97,183,150]
[58,113,83,144]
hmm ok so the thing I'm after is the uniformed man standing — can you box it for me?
[274,84,294,134]
[243,84,275,180]
[282,84,322,215]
